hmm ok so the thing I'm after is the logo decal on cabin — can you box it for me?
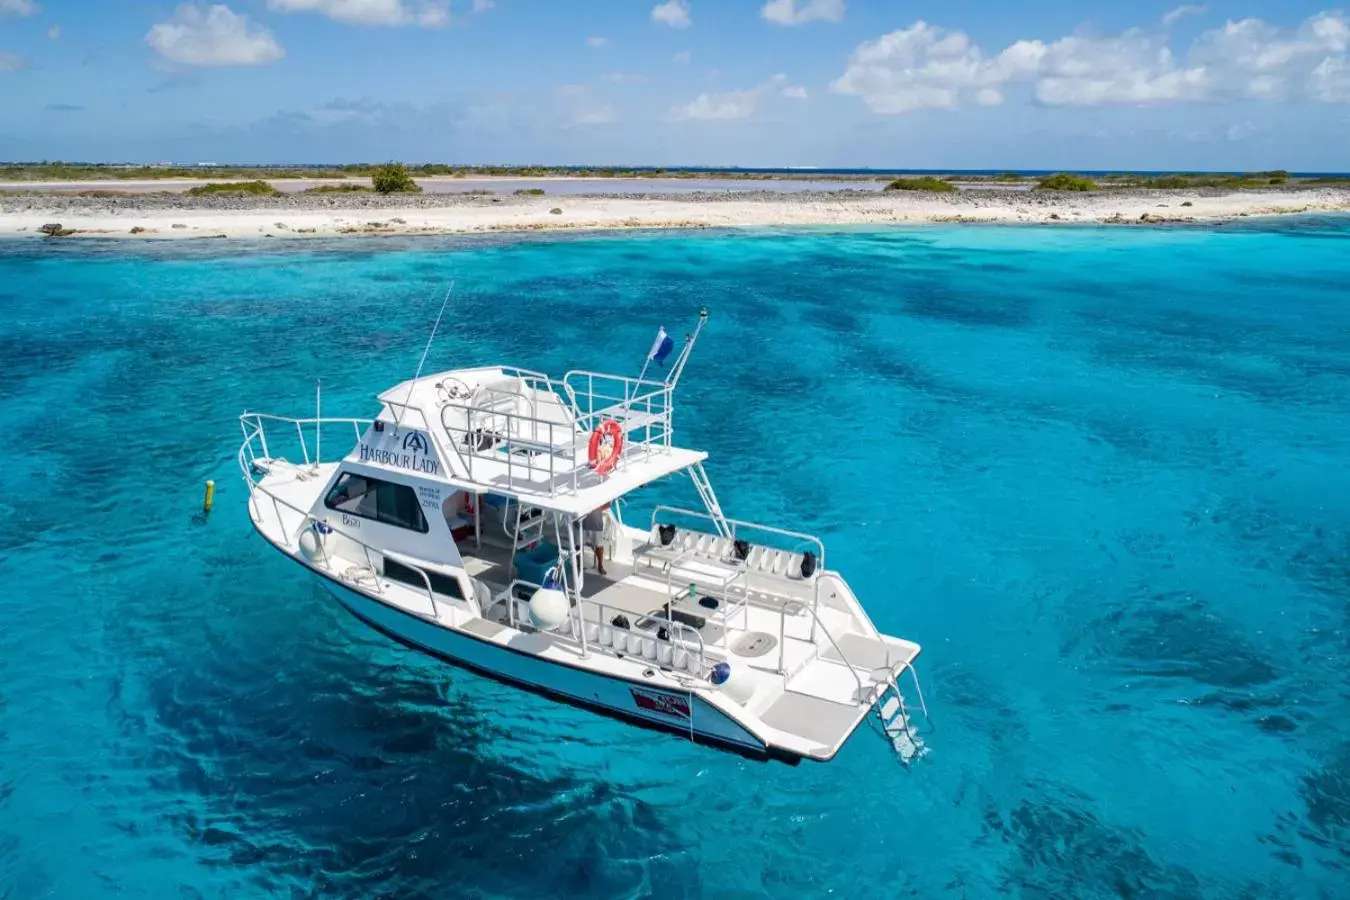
[630,688,690,720]
[402,431,429,455]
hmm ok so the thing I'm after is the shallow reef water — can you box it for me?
[1,219,1349,898]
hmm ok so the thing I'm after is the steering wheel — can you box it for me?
[436,378,473,405]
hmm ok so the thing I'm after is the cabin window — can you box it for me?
[383,558,466,599]
[324,471,429,533]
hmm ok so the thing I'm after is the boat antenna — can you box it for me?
[394,280,454,431]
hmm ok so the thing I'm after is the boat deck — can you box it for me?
[243,453,926,762]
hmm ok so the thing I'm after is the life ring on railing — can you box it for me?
[462,492,476,517]
[587,420,624,475]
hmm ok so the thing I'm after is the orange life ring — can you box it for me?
[462,493,475,516]
[588,420,624,475]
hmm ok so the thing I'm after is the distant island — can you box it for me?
[2,161,1347,240]
[2,161,1349,188]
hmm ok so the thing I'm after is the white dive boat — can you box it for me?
[239,309,930,764]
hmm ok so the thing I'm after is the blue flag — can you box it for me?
[648,327,675,367]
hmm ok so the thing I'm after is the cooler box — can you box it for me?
[514,543,560,592]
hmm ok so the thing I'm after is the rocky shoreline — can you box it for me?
[2,185,1347,239]
[1,183,1339,211]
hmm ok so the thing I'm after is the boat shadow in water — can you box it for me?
[133,625,702,899]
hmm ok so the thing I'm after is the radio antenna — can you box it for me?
[394,280,454,430]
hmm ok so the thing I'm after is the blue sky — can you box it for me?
[0,1,1347,169]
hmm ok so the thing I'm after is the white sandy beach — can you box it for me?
[2,187,1347,239]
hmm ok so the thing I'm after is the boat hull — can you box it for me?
[319,577,798,763]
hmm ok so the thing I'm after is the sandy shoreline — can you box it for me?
[2,186,1347,239]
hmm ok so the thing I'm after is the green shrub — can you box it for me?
[883,177,955,192]
[514,187,546,196]
[1142,176,1192,189]
[186,180,278,196]
[1036,173,1098,192]
[371,163,422,194]
[303,183,373,194]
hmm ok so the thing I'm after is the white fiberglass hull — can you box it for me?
[318,576,797,763]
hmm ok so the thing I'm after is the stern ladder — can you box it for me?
[871,664,931,764]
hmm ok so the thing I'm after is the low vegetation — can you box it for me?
[2,162,1335,197]
[303,183,373,194]
[514,187,546,196]
[1036,173,1099,192]
[884,176,955,192]
[371,163,422,194]
[1103,170,1292,189]
[185,180,278,196]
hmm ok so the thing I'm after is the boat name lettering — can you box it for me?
[341,514,360,529]
[630,688,690,720]
[358,437,440,474]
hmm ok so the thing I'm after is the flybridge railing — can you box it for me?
[440,400,593,496]
[563,370,675,450]
[437,372,676,497]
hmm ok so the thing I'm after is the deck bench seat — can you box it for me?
[634,523,820,608]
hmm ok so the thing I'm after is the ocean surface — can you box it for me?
[1,220,1349,899]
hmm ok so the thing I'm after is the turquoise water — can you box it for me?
[2,221,1349,898]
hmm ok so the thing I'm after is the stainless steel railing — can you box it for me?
[238,413,443,622]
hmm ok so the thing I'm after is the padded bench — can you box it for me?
[634,524,820,608]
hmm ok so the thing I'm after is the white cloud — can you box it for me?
[1311,56,1350,101]
[0,50,25,70]
[672,73,803,120]
[1190,12,1350,100]
[833,12,1350,113]
[782,84,808,99]
[0,0,38,18]
[761,0,844,26]
[47,24,59,39]
[472,0,493,10]
[146,4,284,67]
[1162,5,1206,27]
[830,22,1017,113]
[586,35,609,48]
[652,0,690,29]
[1026,31,1209,106]
[673,50,691,64]
[266,0,450,28]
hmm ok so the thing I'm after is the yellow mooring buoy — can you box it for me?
[203,479,215,513]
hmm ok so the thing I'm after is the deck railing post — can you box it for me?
[295,420,310,466]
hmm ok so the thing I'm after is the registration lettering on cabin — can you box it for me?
[357,428,441,475]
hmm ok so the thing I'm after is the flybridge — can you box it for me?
[355,309,712,510]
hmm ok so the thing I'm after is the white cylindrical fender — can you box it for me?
[527,586,570,631]
[709,662,755,705]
